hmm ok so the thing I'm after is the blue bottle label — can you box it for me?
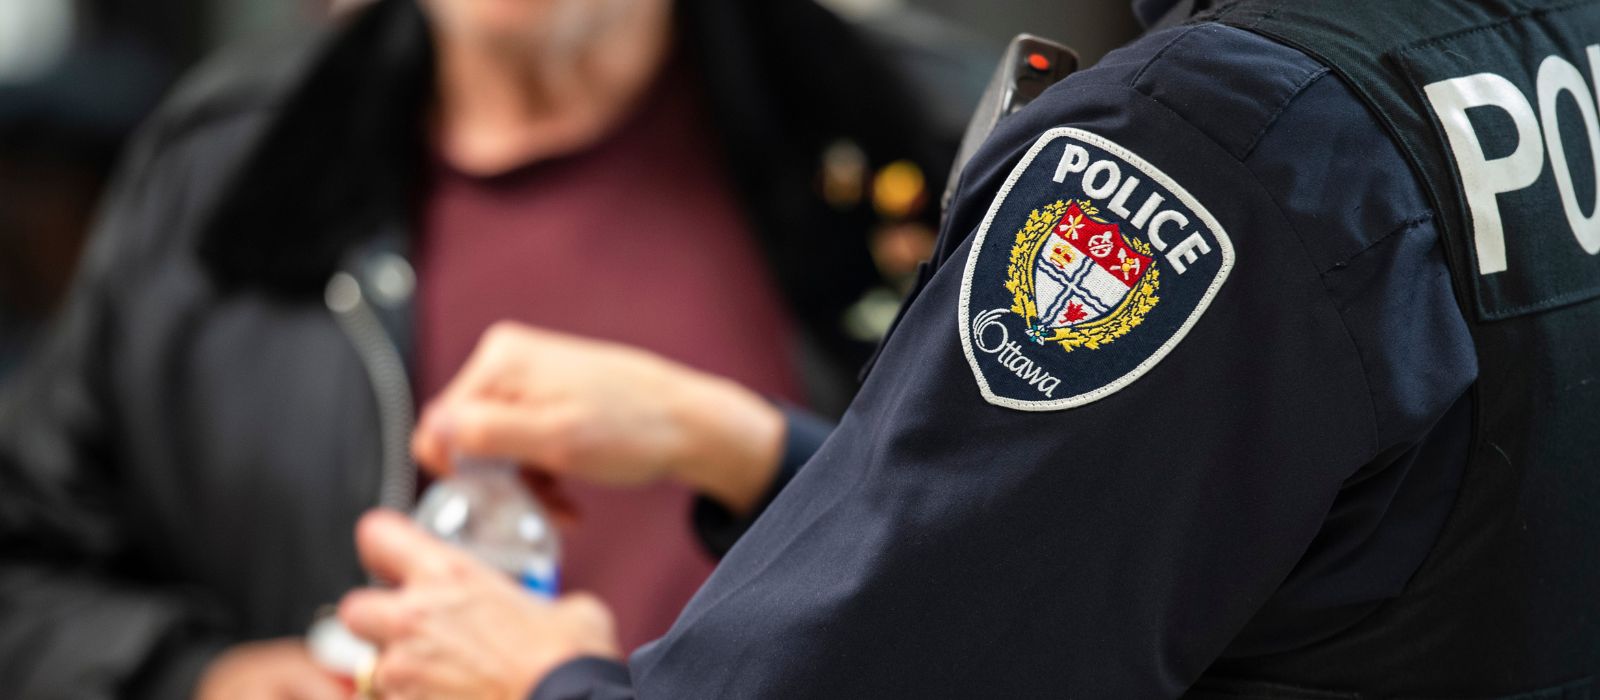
[519,566,560,599]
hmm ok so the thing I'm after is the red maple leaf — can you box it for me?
[1060,301,1088,325]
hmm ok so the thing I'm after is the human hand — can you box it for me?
[413,322,785,515]
[193,638,346,700]
[338,510,620,700]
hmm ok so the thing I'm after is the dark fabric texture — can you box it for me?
[0,0,963,696]
[1208,0,1600,322]
[1199,0,1600,695]
[541,22,1479,698]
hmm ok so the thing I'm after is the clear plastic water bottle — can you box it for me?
[412,455,561,597]
[309,455,561,677]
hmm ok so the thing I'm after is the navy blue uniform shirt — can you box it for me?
[533,11,1477,699]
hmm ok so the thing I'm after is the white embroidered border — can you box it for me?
[956,127,1237,411]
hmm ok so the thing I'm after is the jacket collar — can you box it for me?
[198,0,432,297]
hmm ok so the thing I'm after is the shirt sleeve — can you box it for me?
[533,25,1473,699]
[528,657,634,700]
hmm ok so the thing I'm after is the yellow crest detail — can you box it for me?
[1003,200,1161,352]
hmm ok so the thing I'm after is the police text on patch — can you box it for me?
[1053,144,1216,275]
[958,128,1235,411]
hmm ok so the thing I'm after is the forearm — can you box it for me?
[692,405,835,558]
[666,372,785,517]
[665,369,838,519]
[670,374,838,558]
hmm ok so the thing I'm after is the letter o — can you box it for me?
[1082,160,1122,200]
[1537,55,1600,254]
[973,310,1010,353]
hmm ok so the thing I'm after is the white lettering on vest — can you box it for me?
[1424,44,1600,274]
[1537,54,1600,254]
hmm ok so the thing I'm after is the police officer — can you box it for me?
[339,0,1600,696]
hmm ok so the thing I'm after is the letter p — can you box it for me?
[1424,73,1546,275]
[1054,144,1090,183]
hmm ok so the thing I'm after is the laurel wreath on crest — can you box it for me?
[1004,199,1162,352]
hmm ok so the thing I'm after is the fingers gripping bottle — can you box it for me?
[308,455,561,677]
[411,456,562,597]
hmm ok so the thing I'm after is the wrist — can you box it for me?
[665,373,784,516]
[526,656,632,700]
[521,644,620,698]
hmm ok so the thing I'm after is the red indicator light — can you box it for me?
[1026,52,1051,72]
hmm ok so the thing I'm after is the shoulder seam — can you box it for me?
[1324,213,1436,274]
[1127,23,1333,162]
[1112,85,1384,457]
[1128,24,1208,90]
[1239,67,1330,160]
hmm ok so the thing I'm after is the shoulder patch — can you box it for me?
[958,128,1235,411]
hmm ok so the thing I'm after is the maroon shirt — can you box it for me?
[413,65,804,650]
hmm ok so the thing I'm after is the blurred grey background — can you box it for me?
[0,0,1142,382]
[835,0,1141,67]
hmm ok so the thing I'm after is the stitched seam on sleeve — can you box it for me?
[1130,24,1333,163]
[1323,213,1436,274]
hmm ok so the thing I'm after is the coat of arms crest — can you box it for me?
[959,127,1234,411]
[1005,199,1160,351]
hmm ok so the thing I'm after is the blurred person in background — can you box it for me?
[0,0,973,696]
